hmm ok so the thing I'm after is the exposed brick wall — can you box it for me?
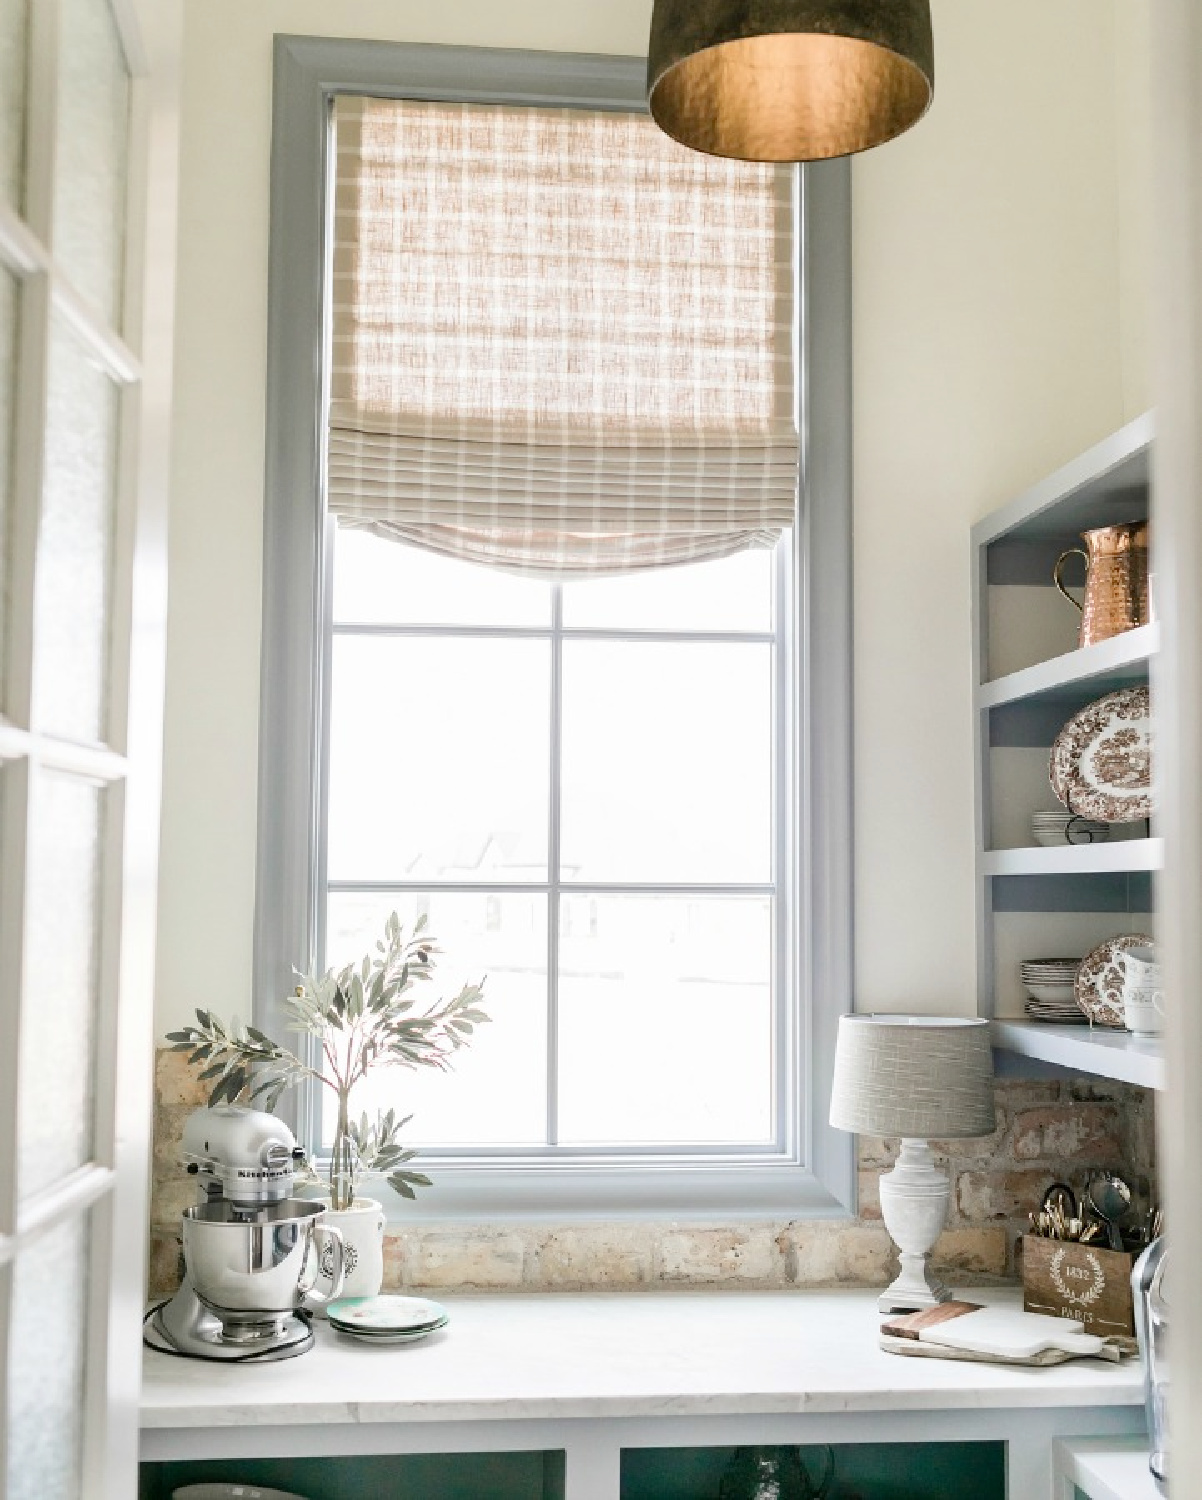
[148,1050,1157,1297]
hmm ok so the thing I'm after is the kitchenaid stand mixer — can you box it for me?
[145,1105,345,1362]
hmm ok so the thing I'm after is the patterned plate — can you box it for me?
[1049,686,1153,824]
[1075,933,1154,1027]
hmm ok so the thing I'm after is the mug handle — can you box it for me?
[1053,548,1088,612]
[1152,989,1167,1016]
[302,1224,346,1310]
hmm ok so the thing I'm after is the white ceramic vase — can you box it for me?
[307,1196,385,1314]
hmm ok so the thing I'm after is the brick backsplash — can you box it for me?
[147,1049,1157,1297]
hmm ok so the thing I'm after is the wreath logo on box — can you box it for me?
[1049,1247,1105,1308]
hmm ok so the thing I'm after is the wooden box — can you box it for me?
[1021,1235,1135,1337]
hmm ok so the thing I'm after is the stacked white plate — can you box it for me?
[1020,958,1085,1023]
[1031,811,1110,848]
[326,1294,449,1345]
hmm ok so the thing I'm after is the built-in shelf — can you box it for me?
[978,623,1158,711]
[982,839,1162,877]
[974,415,1158,1090]
[992,1020,1164,1090]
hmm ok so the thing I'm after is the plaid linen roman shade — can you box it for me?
[328,96,798,578]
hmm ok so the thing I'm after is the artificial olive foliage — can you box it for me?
[166,912,488,1209]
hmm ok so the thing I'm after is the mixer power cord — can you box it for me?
[143,1302,314,1363]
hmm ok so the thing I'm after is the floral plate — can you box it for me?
[1049,685,1153,823]
[1075,933,1154,1028]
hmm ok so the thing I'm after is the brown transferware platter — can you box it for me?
[1075,933,1154,1028]
[1049,686,1153,824]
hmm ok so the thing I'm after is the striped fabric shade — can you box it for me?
[328,96,798,578]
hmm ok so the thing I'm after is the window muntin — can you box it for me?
[321,529,790,1157]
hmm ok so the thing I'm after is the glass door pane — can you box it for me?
[0,0,28,208]
[53,0,130,323]
[7,1212,91,1500]
[17,770,102,1200]
[0,267,18,707]
[31,318,121,742]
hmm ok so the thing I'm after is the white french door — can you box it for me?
[0,0,180,1495]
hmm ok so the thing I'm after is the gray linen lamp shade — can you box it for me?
[829,1015,995,1139]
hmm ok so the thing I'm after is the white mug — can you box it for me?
[1124,945,1162,990]
[1123,985,1165,1037]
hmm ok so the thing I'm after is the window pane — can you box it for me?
[557,895,773,1145]
[325,891,548,1146]
[32,318,120,743]
[327,635,549,882]
[0,0,28,208]
[333,528,551,627]
[562,546,774,633]
[54,0,130,323]
[560,641,772,884]
[8,1213,91,1500]
[0,268,17,707]
[18,771,102,1199]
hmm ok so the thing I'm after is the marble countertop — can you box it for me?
[142,1288,1144,1430]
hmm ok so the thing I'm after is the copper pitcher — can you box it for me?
[1053,522,1150,647]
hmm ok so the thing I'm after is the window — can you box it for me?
[325,532,786,1155]
[258,39,854,1218]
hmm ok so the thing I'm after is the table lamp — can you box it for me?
[829,1014,995,1313]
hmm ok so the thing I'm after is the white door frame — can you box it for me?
[1153,0,1202,1491]
[0,0,181,1494]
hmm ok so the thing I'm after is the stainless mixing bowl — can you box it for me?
[182,1197,344,1324]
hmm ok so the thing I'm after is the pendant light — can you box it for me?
[647,1,934,163]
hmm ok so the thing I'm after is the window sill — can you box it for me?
[305,1160,856,1225]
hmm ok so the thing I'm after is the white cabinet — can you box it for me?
[1054,1437,1160,1500]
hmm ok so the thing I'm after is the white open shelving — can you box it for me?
[977,622,1158,711]
[992,1020,1163,1090]
[982,840,1162,878]
[972,414,1160,1089]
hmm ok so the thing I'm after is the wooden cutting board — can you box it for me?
[880,1301,1120,1366]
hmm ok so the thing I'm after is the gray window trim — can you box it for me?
[256,34,855,1221]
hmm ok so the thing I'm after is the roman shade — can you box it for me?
[328,96,798,578]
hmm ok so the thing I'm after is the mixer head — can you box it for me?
[182,1105,307,1210]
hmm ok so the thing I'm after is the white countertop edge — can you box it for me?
[141,1387,1144,1430]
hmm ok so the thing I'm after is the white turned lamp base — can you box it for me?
[877,1138,952,1314]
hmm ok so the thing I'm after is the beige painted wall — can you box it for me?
[155,0,1151,1029]
[851,0,1149,1012]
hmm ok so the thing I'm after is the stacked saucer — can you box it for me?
[1031,811,1109,848]
[327,1294,449,1345]
[1021,958,1085,1024]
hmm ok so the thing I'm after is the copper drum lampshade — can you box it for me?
[647,0,934,163]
